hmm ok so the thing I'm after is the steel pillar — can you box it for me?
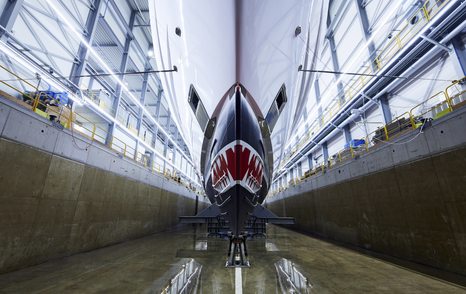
[327,31,346,104]
[153,88,163,139]
[451,34,466,75]
[379,94,392,124]
[343,124,352,143]
[69,0,102,88]
[314,78,324,125]
[113,11,136,115]
[106,10,136,146]
[322,142,329,163]
[307,153,313,170]
[354,0,377,71]
[0,0,24,40]
[162,111,171,171]
[134,56,151,160]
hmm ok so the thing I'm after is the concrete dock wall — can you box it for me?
[268,107,466,276]
[0,98,204,273]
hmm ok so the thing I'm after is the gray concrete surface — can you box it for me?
[0,97,208,274]
[268,144,466,276]
[0,98,197,200]
[267,106,466,277]
[0,138,201,274]
[274,105,466,200]
[0,225,464,293]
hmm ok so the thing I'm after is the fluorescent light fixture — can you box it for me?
[44,0,194,167]
[0,41,83,106]
[0,11,199,185]
[82,95,201,186]
[277,0,458,176]
[288,0,406,148]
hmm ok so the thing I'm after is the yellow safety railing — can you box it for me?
[276,0,452,172]
[0,64,201,194]
[445,77,466,109]
[271,76,465,196]
[409,91,450,123]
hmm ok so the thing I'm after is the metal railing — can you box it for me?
[0,63,202,194]
[275,258,311,294]
[271,76,466,196]
[277,0,452,172]
[161,259,202,294]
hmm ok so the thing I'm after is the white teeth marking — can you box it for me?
[212,141,264,193]
[247,146,252,162]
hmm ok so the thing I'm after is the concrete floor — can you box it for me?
[0,225,464,293]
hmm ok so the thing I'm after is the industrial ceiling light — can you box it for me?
[275,0,459,177]
[147,45,154,58]
[43,0,195,169]
[82,97,201,186]
[0,40,83,105]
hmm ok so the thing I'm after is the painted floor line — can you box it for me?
[235,267,242,294]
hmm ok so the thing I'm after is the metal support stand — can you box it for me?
[226,237,250,267]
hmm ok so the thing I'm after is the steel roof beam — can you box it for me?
[107,0,146,60]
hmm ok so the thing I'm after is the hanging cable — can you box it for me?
[297,65,453,82]
[68,66,178,79]
[0,66,178,83]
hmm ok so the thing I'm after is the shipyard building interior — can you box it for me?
[0,0,465,293]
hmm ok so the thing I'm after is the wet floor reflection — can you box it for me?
[0,225,464,293]
[275,258,312,293]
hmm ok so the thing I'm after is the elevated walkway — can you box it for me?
[0,96,207,274]
[267,88,466,277]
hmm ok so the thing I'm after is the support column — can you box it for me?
[172,131,179,167]
[134,56,151,160]
[307,153,313,171]
[88,76,95,89]
[162,111,171,171]
[354,0,378,71]
[379,94,392,124]
[153,88,163,139]
[69,0,102,88]
[107,11,136,145]
[0,0,25,40]
[322,142,329,164]
[314,78,324,126]
[327,30,346,104]
[451,34,466,75]
[149,88,163,167]
[343,124,352,144]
